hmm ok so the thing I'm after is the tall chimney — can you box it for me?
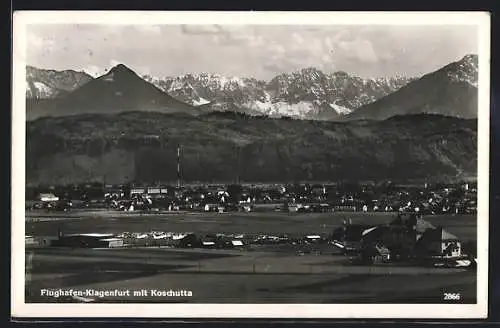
[177,144,181,188]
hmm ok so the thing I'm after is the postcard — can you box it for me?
[12,10,490,319]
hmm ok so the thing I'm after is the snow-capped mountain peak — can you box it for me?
[143,69,415,119]
[26,66,94,99]
[446,54,478,87]
[330,101,352,115]
[25,54,479,121]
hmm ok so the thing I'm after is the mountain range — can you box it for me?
[25,54,479,121]
[23,55,479,184]
[26,64,198,120]
[26,65,93,99]
[142,69,415,120]
[345,54,479,120]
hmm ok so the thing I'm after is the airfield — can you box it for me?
[25,211,477,303]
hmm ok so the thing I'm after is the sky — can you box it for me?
[26,24,478,80]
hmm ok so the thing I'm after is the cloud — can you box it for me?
[321,54,332,63]
[109,59,122,68]
[80,58,151,77]
[180,25,224,35]
[27,33,44,48]
[338,38,379,63]
[324,37,334,51]
[27,32,56,50]
[262,62,284,74]
[209,26,267,48]
[269,43,286,55]
[82,65,104,77]
[25,24,479,80]
[291,33,305,46]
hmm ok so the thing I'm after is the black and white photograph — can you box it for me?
[12,11,490,318]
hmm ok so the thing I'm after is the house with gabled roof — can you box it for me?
[415,226,462,259]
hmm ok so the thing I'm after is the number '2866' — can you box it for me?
[443,293,461,300]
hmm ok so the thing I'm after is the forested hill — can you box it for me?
[26,111,477,185]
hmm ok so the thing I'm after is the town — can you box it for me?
[25,180,478,272]
[27,180,477,215]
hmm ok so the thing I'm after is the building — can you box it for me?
[204,203,219,212]
[177,233,201,248]
[310,203,332,212]
[359,224,416,260]
[373,244,391,263]
[333,205,357,212]
[104,185,123,197]
[128,186,169,199]
[240,204,253,212]
[130,188,146,196]
[24,235,59,247]
[53,233,124,248]
[231,240,244,248]
[288,204,305,212]
[332,212,465,264]
[201,240,216,248]
[415,218,435,240]
[32,236,60,247]
[99,238,124,248]
[147,187,161,195]
[305,235,322,243]
[25,235,37,246]
[38,193,59,202]
[415,227,462,259]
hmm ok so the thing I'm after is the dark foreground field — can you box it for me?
[25,211,477,304]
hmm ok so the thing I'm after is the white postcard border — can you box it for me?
[11,10,491,319]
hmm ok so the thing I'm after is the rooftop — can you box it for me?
[100,238,123,242]
[66,233,115,238]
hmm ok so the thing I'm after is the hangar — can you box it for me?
[53,233,124,248]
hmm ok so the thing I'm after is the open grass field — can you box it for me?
[25,210,477,240]
[24,211,478,304]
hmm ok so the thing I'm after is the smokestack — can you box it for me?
[177,144,181,188]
